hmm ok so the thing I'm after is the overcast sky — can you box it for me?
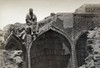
[0,0,100,29]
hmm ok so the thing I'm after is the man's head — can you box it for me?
[29,8,33,13]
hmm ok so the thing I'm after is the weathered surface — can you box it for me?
[2,4,100,68]
[0,50,23,68]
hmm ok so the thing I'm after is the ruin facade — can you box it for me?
[4,4,100,68]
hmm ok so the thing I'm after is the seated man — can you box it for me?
[26,8,37,26]
[25,8,38,40]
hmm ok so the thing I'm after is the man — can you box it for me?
[25,8,38,41]
[26,8,38,33]
[26,8,37,26]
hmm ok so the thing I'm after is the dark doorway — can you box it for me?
[75,32,88,67]
[30,30,71,68]
[5,34,27,68]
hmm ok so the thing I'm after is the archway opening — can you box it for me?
[5,34,27,68]
[30,30,72,68]
[5,34,26,58]
[75,32,88,67]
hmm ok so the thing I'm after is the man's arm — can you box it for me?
[33,14,37,22]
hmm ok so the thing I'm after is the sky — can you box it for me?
[0,0,100,29]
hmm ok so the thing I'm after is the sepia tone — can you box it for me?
[1,4,100,68]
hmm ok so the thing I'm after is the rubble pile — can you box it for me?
[80,27,100,68]
[87,27,100,68]
[0,50,23,68]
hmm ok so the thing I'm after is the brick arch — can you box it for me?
[5,33,27,59]
[36,26,73,48]
[5,32,27,68]
[5,33,26,50]
[30,28,73,68]
[75,31,88,67]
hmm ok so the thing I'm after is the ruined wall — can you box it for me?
[73,4,100,68]
[2,4,100,68]
[74,4,100,40]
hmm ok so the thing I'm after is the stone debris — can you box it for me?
[0,50,23,68]
[80,27,100,68]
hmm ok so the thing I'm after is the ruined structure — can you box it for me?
[3,4,100,68]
